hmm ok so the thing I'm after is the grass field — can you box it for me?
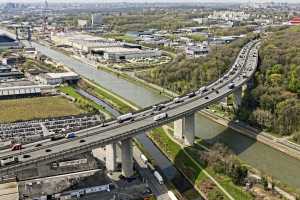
[0,96,84,123]
[150,128,254,200]
[59,86,111,119]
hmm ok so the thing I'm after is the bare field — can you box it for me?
[0,96,84,123]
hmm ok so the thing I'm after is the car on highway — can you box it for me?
[65,132,76,139]
[228,83,235,89]
[173,97,183,103]
[152,104,165,112]
[242,73,248,78]
[187,92,196,98]
[202,86,208,93]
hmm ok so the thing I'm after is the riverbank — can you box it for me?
[78,76,254,199]
[201,110,300,161]
[103,62,300,162]
[25,37,300,194]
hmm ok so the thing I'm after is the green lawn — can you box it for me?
[78,80,135,113]
[59,86,111,118]
[0,96,84,123]
[149,128,228,199]
[186,147,253,200]
[150,127,254,200]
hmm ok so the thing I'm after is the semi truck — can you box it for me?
[140,154,148,164]
[117,113,133,123]
[153,113,168,121]
[153,171,164,185]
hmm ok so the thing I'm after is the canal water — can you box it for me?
[32,42,300,188]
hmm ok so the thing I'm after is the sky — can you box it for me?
[0,0,299,3]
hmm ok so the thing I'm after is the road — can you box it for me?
[0,40,259,176]
[74,86,176,199]
[133,146,171,200]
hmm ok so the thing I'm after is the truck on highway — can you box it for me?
[153,171,164,185]
[117,113,133,123]
[153,113,168,121]
[140,154,148,164]
[11,143,22,151]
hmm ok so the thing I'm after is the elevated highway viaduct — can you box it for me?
[0,40,260,179]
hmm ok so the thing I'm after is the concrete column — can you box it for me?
[105,143,117,172]
[121,138,134,177]
[220,97,228,106]
[174,114,196,146]
[174,119,184,139]
[233,87,242,109]
[184,113,195,146]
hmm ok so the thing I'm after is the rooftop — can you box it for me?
[94,47,143,53]
[0,79,36,87]
[45,72,79,79]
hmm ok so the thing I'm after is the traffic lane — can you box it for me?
[133,146,170,200]
[18,118,156,161]
[0,64,240,160]
[135,134,177,180]
[0,65,255,164]
[0,65,254,164]
[0,43,258,166]
[0,121,120,159]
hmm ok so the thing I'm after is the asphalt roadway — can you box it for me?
[0,34,259,177]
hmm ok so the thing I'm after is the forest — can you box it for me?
[238,26,300,139]
[137,34,257,94]
[103,11,201,32]
[138,26,299,138]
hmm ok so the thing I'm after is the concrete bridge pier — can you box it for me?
[233,87,243,109]
[174,119,184,139]
[174,113,195,146]
[105,143,117,171]
[220,97,228,106]
[121,138,134,177]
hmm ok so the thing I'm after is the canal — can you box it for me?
[32,42,300,188]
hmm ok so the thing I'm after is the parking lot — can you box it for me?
[0,114,102,143]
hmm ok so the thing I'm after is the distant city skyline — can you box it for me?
[0,0,299,3]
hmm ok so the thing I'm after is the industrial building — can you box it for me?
[186,45,209,57]
[93,47,162,61]
[0,33,20,49]
[52,32,161,61]
[0,79,45,99]
[51,32,118,53]
[0,85,41,99]
[37,72,80,85]
[0,64,24,80]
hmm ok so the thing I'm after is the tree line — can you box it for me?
[237,26,300,139]
[137,34,257,94]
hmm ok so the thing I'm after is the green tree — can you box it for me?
[207,188,225,200]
